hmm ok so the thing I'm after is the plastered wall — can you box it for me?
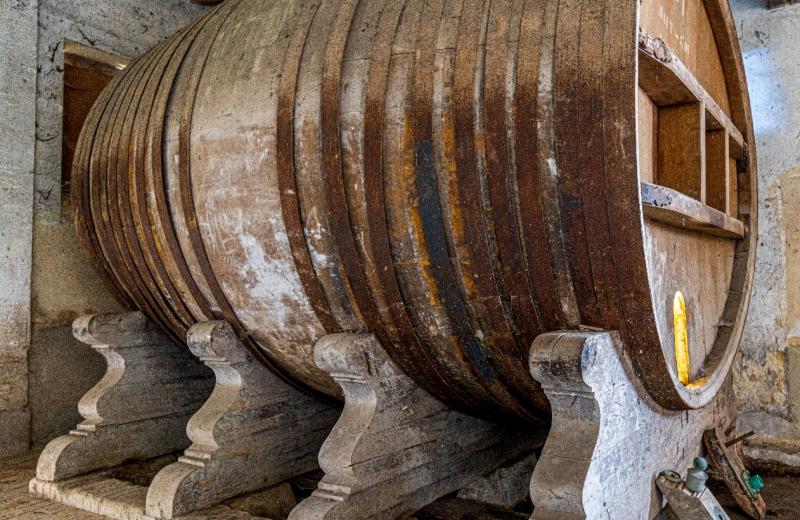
[731,0,800,467]
[0,0,209,458]
[0,0,38,458]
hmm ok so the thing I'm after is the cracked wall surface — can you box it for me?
[34,0,209,223]
[30,0,209,448]
[732,0,800,466]
[0,0,209,459]
[1,0,39,459]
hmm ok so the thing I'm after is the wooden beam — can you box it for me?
[705,129,728,213]
[639,31,745,154]
[64,39,129,75]
[641,182,745,239]
[768,0,799,9]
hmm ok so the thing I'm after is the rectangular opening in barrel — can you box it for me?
[656,101,705,202]
[638,32,747,239]
[705,106,743,218]
[705,129,728,213]
[637,86,657,184]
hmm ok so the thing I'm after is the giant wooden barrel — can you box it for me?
[72,0,757,422]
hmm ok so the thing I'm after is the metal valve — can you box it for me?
[656,456,729,520]
[685,457,709,494]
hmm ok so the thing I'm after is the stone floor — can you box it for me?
[0,451,102,519]
[0,451,286,520]
[3,449,799,519]
[711,477,800,519]
[0,450,529,520]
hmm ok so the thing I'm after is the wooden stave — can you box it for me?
[72,0,756,421]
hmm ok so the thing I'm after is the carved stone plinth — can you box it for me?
[289,333,543,520]
[146,320,340,518]
[528,331,733,520]
[34,312,214,483]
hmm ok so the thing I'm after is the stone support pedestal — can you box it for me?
[290,332,543,520]
[146,320,340,518]
[30,313,341,519]
[33,312,214,483]
[528,331,733,520]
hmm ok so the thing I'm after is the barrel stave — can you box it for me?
[71,0,756,421]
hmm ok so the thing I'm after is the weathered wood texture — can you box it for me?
[71,0,757,418]
[657,102,706,201]
[528,331,734,520]
[146,321,339,519]
[62,41,129,194]
[289,333,543,519]
[656,474,730,520]
[639,33,745,150]
[637,0,757,396]
[641,183,746,239]
[34,312,213,483]
[704,427,767,519]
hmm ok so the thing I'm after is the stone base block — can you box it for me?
[528,331,734,520]
[145,321,340,518]
[34,312,214,482]
[290,332,544,520]
[458,453,538,510]
[30,314,341,519]
[29,456,288,520]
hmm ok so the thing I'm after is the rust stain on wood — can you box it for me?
[71,0,757,421]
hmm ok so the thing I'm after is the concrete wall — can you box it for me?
[0,0,38,458]
[0,0,208,458]
[29,0,209,449]
[731,0,800,467]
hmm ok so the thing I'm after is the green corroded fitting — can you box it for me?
[743,471,764,495]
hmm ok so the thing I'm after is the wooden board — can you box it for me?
[638,86,658,184]
[704,427,767,520]
[639,0,730,114]
[641,183,745,239]
[643,221,735,380]
[637,0,746,388]
[706,130,728,213]
[657,102,705,201]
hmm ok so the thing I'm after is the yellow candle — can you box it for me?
[674,291,691,385]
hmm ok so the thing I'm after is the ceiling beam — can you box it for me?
[769,0,799,8]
